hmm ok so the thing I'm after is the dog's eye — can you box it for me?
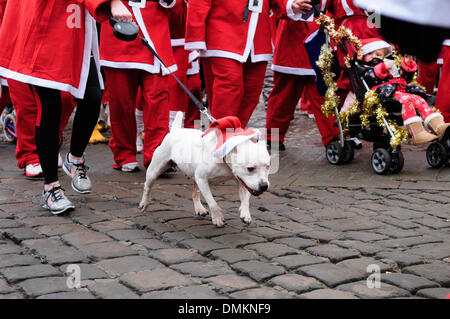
[247,167,256,173]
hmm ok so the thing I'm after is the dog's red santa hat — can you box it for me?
[202,116,260,158]
[361,38,393,57]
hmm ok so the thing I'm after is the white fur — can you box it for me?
[139,112,271,227]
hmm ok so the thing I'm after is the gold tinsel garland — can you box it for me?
[315,14,407,148]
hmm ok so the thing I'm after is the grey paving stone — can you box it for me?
[269,274,325,294]
[376,253,424,272]
[244,243,297,259]
[90,220,133,232]
[1,264,62,283]
[0,293,25,299]
[299,231,344,243]
[0,254,40,268]
[417,288,450,299]
[22,238,88,265]
[337,280,411,299]
[133,216,177,235]
[18,277,72,298]
[273,237,317,249]
[298,263,365,287]
[0,219,23,228]
[142,285,225,299]
[132,238,171,250]
[170,261,234,278]
[210,248,260,264]
[231,261,285,281]
[380,273,439,293]
[229,287,292,299]
[180,238,227,255]
[306,244,360,262]
[403,262,450,286]
[186,224,241,238]
[78,242,138,261]
[330,240,384,256]
[317,218,384,232]
[148,248,207,265]
[272,254,327,269]
[206,274,258,293]
[61,231,113,247]
[88,280,139,299]
[21,217,72,227]
[96,256,164,276]
[247,227,292,240]
[106,229,154,241]
[71,210,111,226]
[0,278,15,294]
[162,231,194,243]
[336,257,394,275]
[403,243,450,260]
[60,263,108,281]
[120,268,194,293]
[0,244,22,255]
[300,289,359,299]
[35,224,88,236]
[37,291,96,299]
[1,227,45,242]
[344,231,390,242]
[374,227,420,239]
[212,234,266,248]
[272,221,314,234]
[376,236,443,249]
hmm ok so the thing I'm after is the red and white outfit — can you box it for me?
[436,40,450,122]
[168,1,201,129]
[100,0,178,168]
[185,0,304,128]
[335,0,380,39]
[266,0,341,146]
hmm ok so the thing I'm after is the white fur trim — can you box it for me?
[185,41,207,52]
[0,78,8,86]
[159,0,176,9]
[272,64,316,76]
[171,38,185,47]
[286,0,312,21]
[437,58,444,65]
[404,116,422,126]
[424,112,443,127]
[187,60,200,75]
[188,51,200,63]
[444,39,450,46]
[341,0,354,16]
[362,41,393,56]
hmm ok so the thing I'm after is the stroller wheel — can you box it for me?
[389,150,404,174]
[326,141,343,165]
[3,113,17,143]
[341,141,355,164]
[426,142,448,168]
[371,149,392,175]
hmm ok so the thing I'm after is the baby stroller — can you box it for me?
[305,7,449,174]
[0,102,16,143]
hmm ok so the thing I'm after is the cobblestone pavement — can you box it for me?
[0,103,449,299]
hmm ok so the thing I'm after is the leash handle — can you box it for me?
[140,37,215,122]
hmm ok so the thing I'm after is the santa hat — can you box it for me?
[202,116,260,158]
[361,38,393,57]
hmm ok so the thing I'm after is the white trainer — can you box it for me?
[25,163,43,178]
[121,162,140,172]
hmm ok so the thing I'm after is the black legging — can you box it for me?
[34,58,102,184]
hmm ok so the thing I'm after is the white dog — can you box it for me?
[139,112,271,227]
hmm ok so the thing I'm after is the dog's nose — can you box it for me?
[259,182,269,192]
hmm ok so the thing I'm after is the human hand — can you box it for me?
[385,61,393,71]
[111,0,133,22]
[404,54,414,65]
[291,0,313,14]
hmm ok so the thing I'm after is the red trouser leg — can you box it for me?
[436,47,450,122]
[185,73,201,129]
[169,46,189,128]
[266,72,305,142]
[0,85,11,115]
[105,67,140,169]
[238,60,268,128]
[203,57,244,122]
[302,78,339,146]
[418,60,441,94]
[141,72,170,167]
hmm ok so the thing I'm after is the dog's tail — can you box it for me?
[171,111,184,132]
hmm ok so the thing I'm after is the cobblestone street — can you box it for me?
[0,104,449,299]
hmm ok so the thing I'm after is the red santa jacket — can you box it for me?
[0,0,110,99]
[100,0,178,75]
[0,0,7,87]
[185,0,305,63]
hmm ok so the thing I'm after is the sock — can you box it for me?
[68,153,83,165]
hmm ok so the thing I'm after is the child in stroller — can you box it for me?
[0,102,16,143]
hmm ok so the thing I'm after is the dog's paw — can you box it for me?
[195,207,209,217]
[239,208,252,225]
[138,200,149,213]
[212,217,225,228]
[240,216,252,225]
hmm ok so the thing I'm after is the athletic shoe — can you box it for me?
[42,184,75,215]
[63,153,92,194]
[25,163,43,178]
[121,162,140,172]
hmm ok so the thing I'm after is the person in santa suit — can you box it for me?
[417,56,442,95]
[185,0,316,129]
[436,40,450,122]
[334,0,379,39]
[167,0,201,129]
[100,0,180,172]
[0,0,133,215]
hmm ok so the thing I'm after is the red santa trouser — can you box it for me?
[418,60,441,94]
[266,72,339,146]
[169,46,189,128]
[202,57,267,128]
[8,79,76,169]
[105,67,170,168]
[0,85,11,115]
[185,73,202,128]
[394,91,435,122]
[436,47,450,122]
